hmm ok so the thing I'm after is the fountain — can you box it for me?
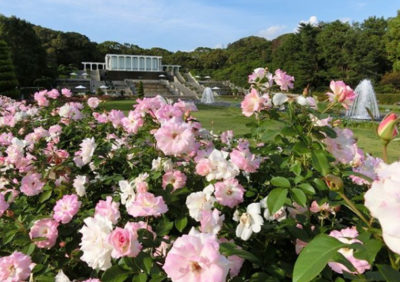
[201,87,215,104]
[346,79,380,120]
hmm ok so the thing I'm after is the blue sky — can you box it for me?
[0,0,398,51]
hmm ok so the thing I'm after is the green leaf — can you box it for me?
[155,217,174,237]
[365,271,385,281]
[331,252,356,273]
[311,150,330,176]
[298,183,315,195]
[23,243,36,255]
[102,265,131,282]
[290,162,302,176]
[267,188,288,214]
[245,190,256,197]
[175,216,188,232]
[293,142,308,154]
[149,275,166,282]
[354,239,383,264]
[270,177,291,188]
[291,188,307,207]
[32,264,45,274]
[377,264,400,282]
[132,273,147,282]
[35,274,55,282]
[143,256,153,274]
[250,272,279,282]
[293,234,345,282]
[3,229,18,244]
[313,178,328,191]
[220,242,261,265]
[320,126,337,138]
[39,190,52,203]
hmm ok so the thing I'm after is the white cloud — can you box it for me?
[294,16,319,32]
[258,25,286,40]
[300,16,319,26]
[340,17,351,23]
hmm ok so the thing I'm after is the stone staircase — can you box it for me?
[184,72,205,95]
[126,80,171,97]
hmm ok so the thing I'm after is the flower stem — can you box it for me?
[383,143,389,164]
[321,102,336,114]
[339,192,371,228]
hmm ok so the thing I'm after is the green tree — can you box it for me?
[0,16,48,86]
[271,33,301,85]
[385,10,400,71]
[295,23,321,89]
[0,40,19,98]
[350,17,390,83]
[316,21,358,85]
[137,81,144,98]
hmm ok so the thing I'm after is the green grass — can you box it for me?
[101,99,136,112]
[103,99,400,162]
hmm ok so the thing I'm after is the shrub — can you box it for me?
[376,93,400,105]
[380,71,400,90]
[0,70,399,281]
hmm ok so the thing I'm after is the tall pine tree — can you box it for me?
[0,40,18,98]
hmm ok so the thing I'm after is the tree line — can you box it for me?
[0,12,399,97]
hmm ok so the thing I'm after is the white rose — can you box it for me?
[79,216,113,270]
[73,175,88,196]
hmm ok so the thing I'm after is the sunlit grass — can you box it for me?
[103,99,400,162]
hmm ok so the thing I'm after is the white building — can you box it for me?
[82,54,180,73]
[105,54,162,72]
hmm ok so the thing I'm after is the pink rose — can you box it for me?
[230,147,261,173]
[53,194,81,224]
[214,178,245,208]
[162,170,187,191]
[34,90,49,107]
[0,193,9,217]
[326,80,356,110]
[328,227,370,274]
[47,89,60,99]
[29,218,59,249]
[195,158,212,176]
[87,97,101,109]
[127,192,168,217]
[273,69,294,91]
[20,173,45,196]
[0,251,32,281]
[108,227,142,258]
[154,119,196,156]
[240,88,270,117]
[61,88,72,97]
[163,233,229,282]
[95,196,120,224]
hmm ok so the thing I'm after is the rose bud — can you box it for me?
[324,174,343,192]
[378,113,398,143]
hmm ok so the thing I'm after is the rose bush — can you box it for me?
[0,69,399,282]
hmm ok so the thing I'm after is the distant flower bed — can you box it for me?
[0,69,399,282]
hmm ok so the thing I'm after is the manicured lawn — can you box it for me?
[102,99,400,162]
[101,99,136,112]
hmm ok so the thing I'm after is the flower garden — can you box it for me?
[0,68,400,282]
